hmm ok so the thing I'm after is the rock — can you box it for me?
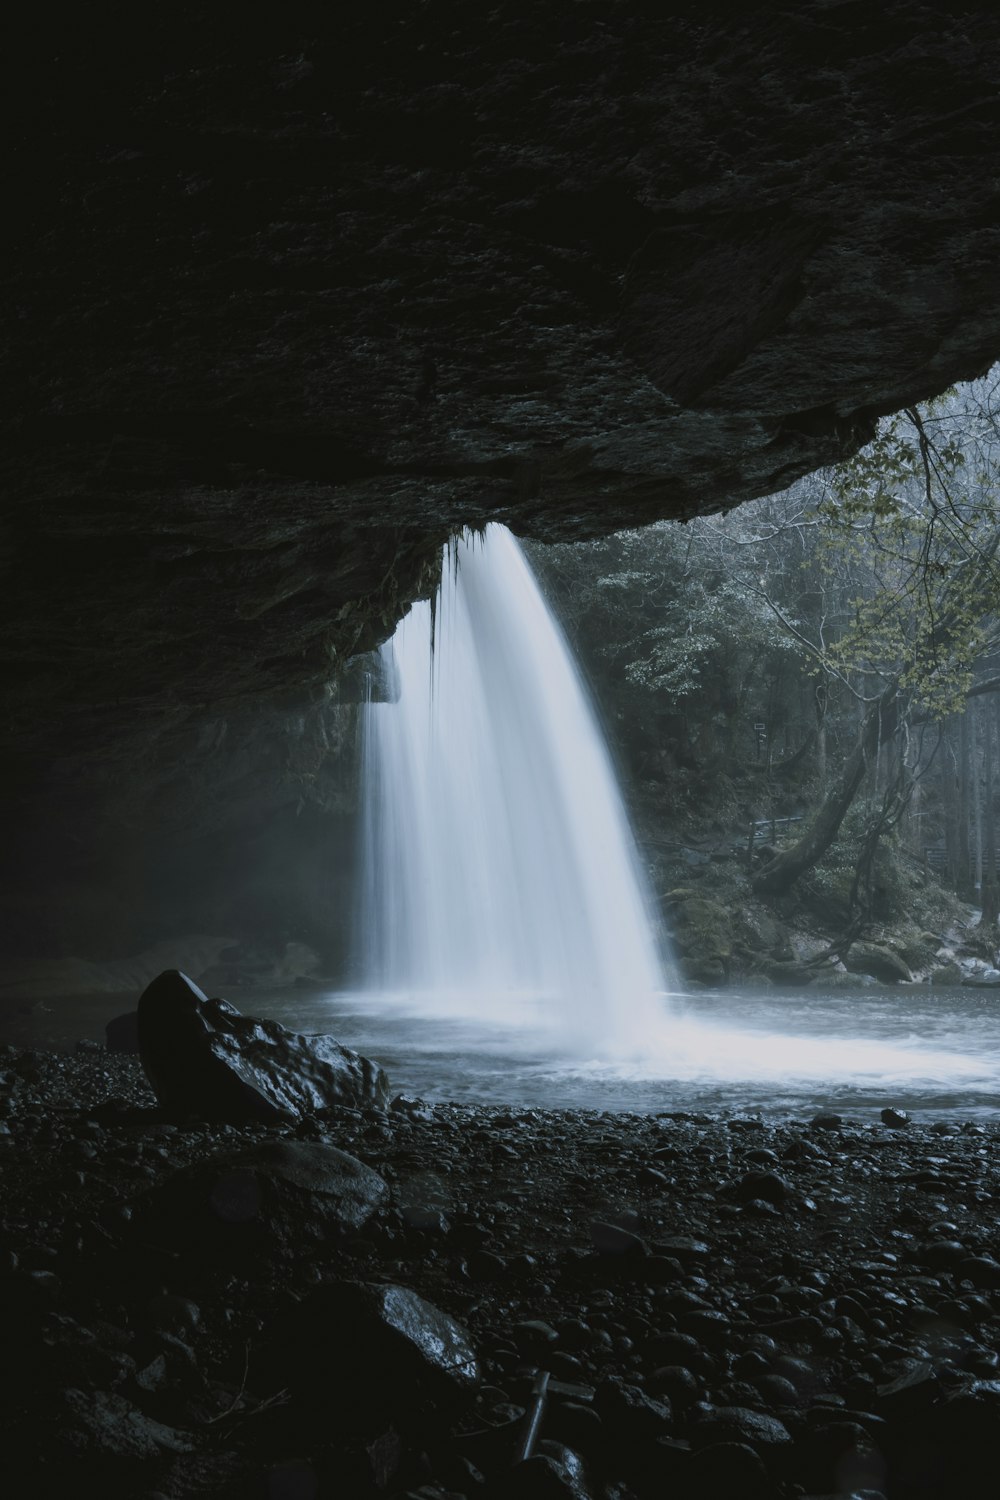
[844,943,914,984]
[654,1236,710,1265]
[650,1365,702,1407]
[687,1440,772,1499]
[929,961,964,986]
[678,1309,732,1348]
[590,1221,647,1256]
[955,1255,1000,1289]
[55,1387,193,1460]
[691,1405,793,1456]
[594,1375,671,1439]
[505,1442,594,1500]
[105,1010,140,1053]
[465,1249,509,1281]
[961,967,1000,987]
[274,1282,479,1424]
[730,1170,794,1204]
[762,959,819,987]
[146,1293,201,1335]
[879,1107,910,1129]
[512,1320,560,1357]
[645,1332,715,1376]
[671,898,733,983]
[137,969,389,1121]
[139,1139,388,1256]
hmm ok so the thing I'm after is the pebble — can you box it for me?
[4,1046,1000,1499]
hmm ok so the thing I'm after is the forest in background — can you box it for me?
[526,371,1000,953]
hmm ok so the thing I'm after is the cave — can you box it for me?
[7,3,1000,971]
[6,7,1000,1497]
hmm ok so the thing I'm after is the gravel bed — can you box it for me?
[2,1046,1000,1498]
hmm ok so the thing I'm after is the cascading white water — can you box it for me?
[354,523,992,1104]
[358,523,676,1050]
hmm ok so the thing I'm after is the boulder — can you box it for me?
[139,1140,389,1257]
[272,1281,479,1426]
[105,1010,139,1053]
[137,969,389,1121]
[670,897,733,984]
[930,960,964,986]
[843,942,914,984]
[961,967,1000,988]
[761,959,818,987]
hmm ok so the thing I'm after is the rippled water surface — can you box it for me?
[6,983,1000,1122]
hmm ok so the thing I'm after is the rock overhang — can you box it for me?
[6,2,1000,935]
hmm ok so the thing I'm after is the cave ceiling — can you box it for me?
[6,2,1000,852]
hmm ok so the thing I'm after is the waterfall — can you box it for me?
[357,523,676,1051]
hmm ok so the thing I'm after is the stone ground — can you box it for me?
[3,1046,1000,1498]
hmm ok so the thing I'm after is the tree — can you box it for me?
[753,394,1000,897]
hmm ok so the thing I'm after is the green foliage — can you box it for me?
[530,373,1000,906]
[809,399,1000,717]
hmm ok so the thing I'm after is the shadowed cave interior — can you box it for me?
[7,7,1000,1499]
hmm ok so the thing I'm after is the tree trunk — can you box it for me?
[957,709,973,897]
[972,704,983,896]
[988,700,999,885]
[753,682,903,895]
[983,700,998,925]
[815,682,828,794]
[942,718,960,888]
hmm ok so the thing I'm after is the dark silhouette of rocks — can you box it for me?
[137,969,389,1121]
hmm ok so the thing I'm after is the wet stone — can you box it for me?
[730,1170,794,1204]
[691,1405,793,1456]
[678,1309,731,1348]
[956,1255,1000,1289]
[645,1331,715,1375]
[654,1235,710,1265]
[139,1140,388,1257]
[594,1374,672,1438]
[512,1319,560,1356]
[274,1281,479,1421]
[590,1221,647,1256]
[137,968,389,1123]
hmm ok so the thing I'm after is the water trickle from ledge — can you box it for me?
[357,523,677,1051]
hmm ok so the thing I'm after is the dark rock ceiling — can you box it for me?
[5,3,1000,951]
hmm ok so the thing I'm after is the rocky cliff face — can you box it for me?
[6,4,1000,958]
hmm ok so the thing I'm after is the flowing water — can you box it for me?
[8,529,996,1121]
[4,984,998,1121]
[357,523,674,1052]
[347,522,998,1117]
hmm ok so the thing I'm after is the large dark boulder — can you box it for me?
[137,969,389,1121]
[105,1010,140,1054]
[139,1139,389,1259]
[843,942,914,985]
[270,1281,479,1428]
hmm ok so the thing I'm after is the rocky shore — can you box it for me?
[3,1045,1000,1499]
